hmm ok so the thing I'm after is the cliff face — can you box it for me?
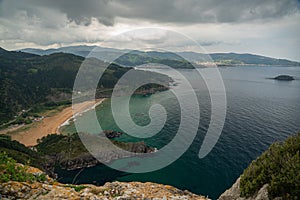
[0,164,208,200]
[219,133,300,200]
[218,178,269,200]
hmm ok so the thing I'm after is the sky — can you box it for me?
[0,0,300,61]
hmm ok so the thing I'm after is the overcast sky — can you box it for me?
[0,0,300,61]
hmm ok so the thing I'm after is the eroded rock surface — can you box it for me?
[218,178,269,200]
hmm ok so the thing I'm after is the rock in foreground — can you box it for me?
[0,153,209,200]
[1,180,209,200]
[218,178,269,200]
[1,178,209,200]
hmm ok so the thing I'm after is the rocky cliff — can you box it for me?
[218,178,269,200]
[219,133,299,200]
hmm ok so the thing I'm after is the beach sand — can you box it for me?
[5,99,105,147]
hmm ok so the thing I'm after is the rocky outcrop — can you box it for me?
[273,75,294,81]
[0,165,209,200]
[1,181,209,200]
[58,152,100,170]
[102,130,123,139]
[36,133,155,172]
[218,178,269,200]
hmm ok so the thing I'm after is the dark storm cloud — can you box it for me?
[115,0,300,23]
[0,0,299,61]
[1,0,299,26]
[36,0,116,26]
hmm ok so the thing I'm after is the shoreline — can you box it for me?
[3,98,106,147]
[57,98,106,134]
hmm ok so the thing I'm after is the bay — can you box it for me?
[60,66,300,200]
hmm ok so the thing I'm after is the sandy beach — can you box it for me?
[4,99,105,147]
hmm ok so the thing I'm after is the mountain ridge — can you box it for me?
[18,45,300,66]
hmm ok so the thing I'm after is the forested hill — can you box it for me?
[0,47,169,125]
[0,48,96,124]
[20,45,300,67]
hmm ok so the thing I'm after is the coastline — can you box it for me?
[57,98,106,134]
[3,98,106,147]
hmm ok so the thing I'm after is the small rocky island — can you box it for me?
[273,75,294,81]
[102,130,123,139]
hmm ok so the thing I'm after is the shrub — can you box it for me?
[0,151,46,183]
[240,133,300,199]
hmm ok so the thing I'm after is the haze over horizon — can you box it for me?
[1,0,300,61]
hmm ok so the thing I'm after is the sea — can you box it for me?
[59,66,300,200]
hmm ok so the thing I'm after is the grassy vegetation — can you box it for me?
[64,184,88,192]
[0,152,46,183]
[240,132,300,199]
[3,124,33,135]
[0,136,44,169]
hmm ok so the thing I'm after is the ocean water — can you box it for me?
[59,66,300,200]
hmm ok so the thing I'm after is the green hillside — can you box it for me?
[240,133,300,199]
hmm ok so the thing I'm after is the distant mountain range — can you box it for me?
[20,45,300,67]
